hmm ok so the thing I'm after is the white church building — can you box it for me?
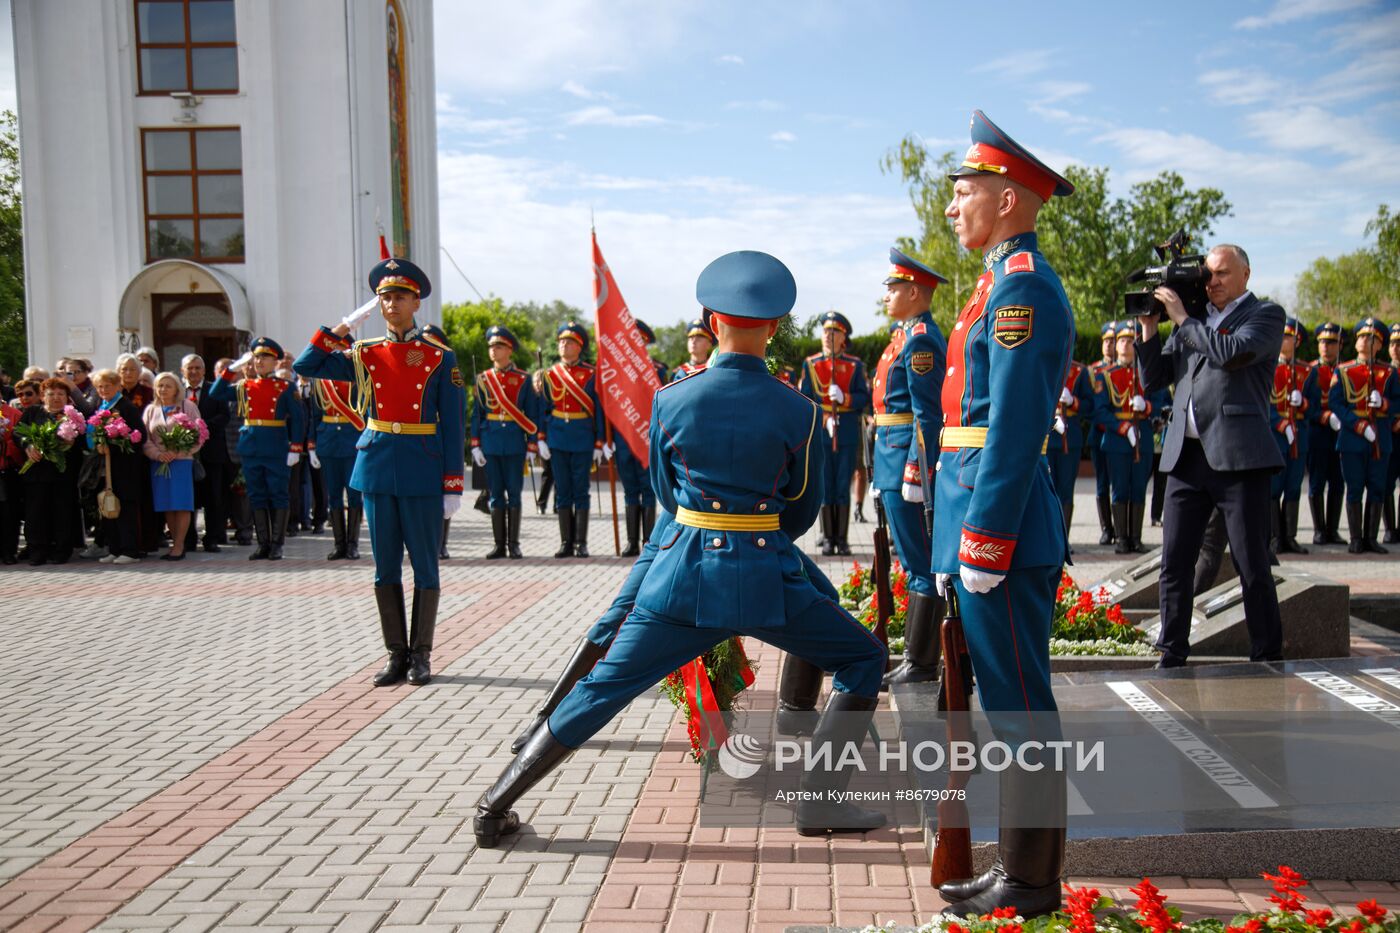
[13,0,440,371]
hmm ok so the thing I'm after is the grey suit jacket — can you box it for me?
[1137,292,1285,474]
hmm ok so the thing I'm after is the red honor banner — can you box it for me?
[593,232,663,466]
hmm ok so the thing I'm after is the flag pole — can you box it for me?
[606,423,621,555]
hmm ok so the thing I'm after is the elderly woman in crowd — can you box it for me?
[142,372,204,561]
[90,368,146,565]
[16,378,86,565]
[117,353,159,552]
[116,354,154,411]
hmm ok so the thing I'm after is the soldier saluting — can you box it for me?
[294,258,467,687]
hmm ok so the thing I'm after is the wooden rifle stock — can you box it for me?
[931,590,974,886]
[871,495,893,659]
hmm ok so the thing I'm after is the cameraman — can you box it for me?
[1135,244,1285,668]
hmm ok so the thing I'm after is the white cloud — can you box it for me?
[1236,0,1374,30]
[1198,69,1281,106]
[560,80,615,102]
[1035,81,1091,104]
[716,54,745,65]
[1244,104,1400,183]
[435,93,533,146]
[970,49,1056,80]
[565,106,668,128]
[769,130,796,144]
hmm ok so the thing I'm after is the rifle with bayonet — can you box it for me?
[867,417,893,663]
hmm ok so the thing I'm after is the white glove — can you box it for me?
[443,495,462,518]
[230,351,254,373]
[826,416,837,439]
[471,447,486,467]
[602,442,616,460]
[1059,387,1074,406]
[526,450,537,465]
[901,481,924,503]
[1369,390,1383,409]
[309,450,321,469]
[935,573,951,598]
[341,297,378,331]
[1130,395,1147,413]
[537,440,551,461]
[1125,425,1138,447]
[286,452,300,467]
[1283,425,1295,445]
[1053,414,1066,435]
[828,383,846,405]
[1363,425,1377,443]
[1289,390,1303,408]
[1329,413,1342,431]
[592,447,605,465]
[960,565,1004,594]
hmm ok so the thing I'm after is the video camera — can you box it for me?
[1124,229,1210,320]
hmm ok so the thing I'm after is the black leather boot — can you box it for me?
[1283,499,1308,553]
[882,591,944,686]
[554,507,574,558]
[574,509,590,558]
[776,654,824,736]
[1347,500,1365,554]
[1384,492,1399,544]
[833,504,852,556]
[1129,502,1148,553]
[795,693,886,835]
[1325,485,1345,544]
[268,508,288,560]
[249,509,271,560]
[1061,501,1073,537]
[1112,502,1130,554]
[819,505,836,556]
[621,504,641,558]
[373,584,409,687]
[407,588,439,685]
[507,507,523,560]
[326,508,347,560]
[642,504,656,539]
[1364,494,1389,554]
[1309,493,1328,545]
[1096,495,1114,545]
[854,501,866,523]
[473,489,490,514]
[346,505,362,559]
[439,518,452,560]
[510,637,607,753]
[486,508,507,560]
[475,723,574,848]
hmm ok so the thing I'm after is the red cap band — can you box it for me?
[961,142,1056,202]
[711,312,772,329]
[888,264,941,289]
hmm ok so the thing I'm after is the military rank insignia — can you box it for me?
[993,306,1033,349]
[451,367,464,387]
[910,351,935,375]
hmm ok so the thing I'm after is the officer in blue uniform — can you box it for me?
[1092,321,1163,554]
[1386,322,1400,544]
[1088,321,1118,544]
[872,247,948,686]
[209,337,307,561]
[1047,353,1093,536]
[539,321,605,558]
[294,258,467,687]
[307,330,364,561]
[932,111,1074,917]
[474,250,888,847]
[1269,318,1318,554]
[799,310,870,557]
[1329,316,1400,553]
[470,325,538,559]
[671,317,714,381]
[418,323,463,560]
[1307,321,1347,544]
[614,319,668,556]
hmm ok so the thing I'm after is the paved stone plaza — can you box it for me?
[1,477,1396,932]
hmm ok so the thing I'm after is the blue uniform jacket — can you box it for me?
[798,352,870,448]
[1329,360,1399,455]
[540,361,603,452]
[1052,362,1093,456]
[470,365,539,457]
[871,310,946,491]
[932,233,1073,575]
[310,383,362,459]
[208,373,307,459]
[1091,364,1167,456]
[1269,359,1318,455]
[293,326,468,497]
[635,352,823,629]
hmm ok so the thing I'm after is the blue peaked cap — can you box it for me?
[695,251,796,321]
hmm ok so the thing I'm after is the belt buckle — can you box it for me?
[391,422,403,435]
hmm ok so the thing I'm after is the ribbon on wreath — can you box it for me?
[676,638,756,756]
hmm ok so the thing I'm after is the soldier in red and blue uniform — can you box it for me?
[294,258,466,687]
[614,319,668,556]
[874,247,948,687]
[799,310,870,557]
[1329,317,1399,553]
[1092,321,1164,554]
[1269,318,1317,554]
[1307,321,1346,544]
[1047,352,1093,536]
[932,111,1075,918]
[539,321,605,558]
[470,325,538,560]
[474,250,888,848]
[1385,322,1400,544]
[209,337,307,561]
[308,331,364,562]
[671,317,714,382]
[1088,321,1118,545]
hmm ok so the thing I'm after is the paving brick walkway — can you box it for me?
[0,476,1394,932]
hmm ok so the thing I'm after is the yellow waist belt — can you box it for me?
[486,413,520,422]
[941,426,1048,455]
[873,412,914,426]
[552,410,592,420]
[1114,411,1138,420]
[244,419,285,427]
[367,418,437,435]
[675,506,780,532]
[320,415,353,424]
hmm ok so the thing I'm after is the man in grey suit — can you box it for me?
[1136,243,1285,667]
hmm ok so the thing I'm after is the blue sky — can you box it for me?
[434,0,1400,334]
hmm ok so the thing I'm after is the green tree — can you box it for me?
[1293,204,1398,326]
[0,111,26,376]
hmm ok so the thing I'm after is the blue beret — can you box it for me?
[485,325,518,349]
[634,319,656,344]
[557,320,590,350]
[884,247,948,288]
[369,257,431,299]
[820,311,853,335]
[685,318,715,341]
[948,110,1074,200]
[1356,317,1388,340]
[695,250,796,321]
[250,336,284,358]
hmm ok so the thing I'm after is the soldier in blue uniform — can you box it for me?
[307,330,364,561]
[1269,318,1317,554]
[1329,317,1399,553]
[931,111,1075,917]
[539,321,605,558]
[799,310,870,557]
[614,319,668,556]
[1088,321,1118,544]
[470,325,538,559]
[1385,322,1400,544]
[419,323,463,560]
[294,258,467,687]
[1307,322,1347,544]
[873,247,948,687]
[671,317,714,381]
[1047,353,1093,536]
[209,337,307,561]
[1092,321,1163,554]
[475,250,888,847]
